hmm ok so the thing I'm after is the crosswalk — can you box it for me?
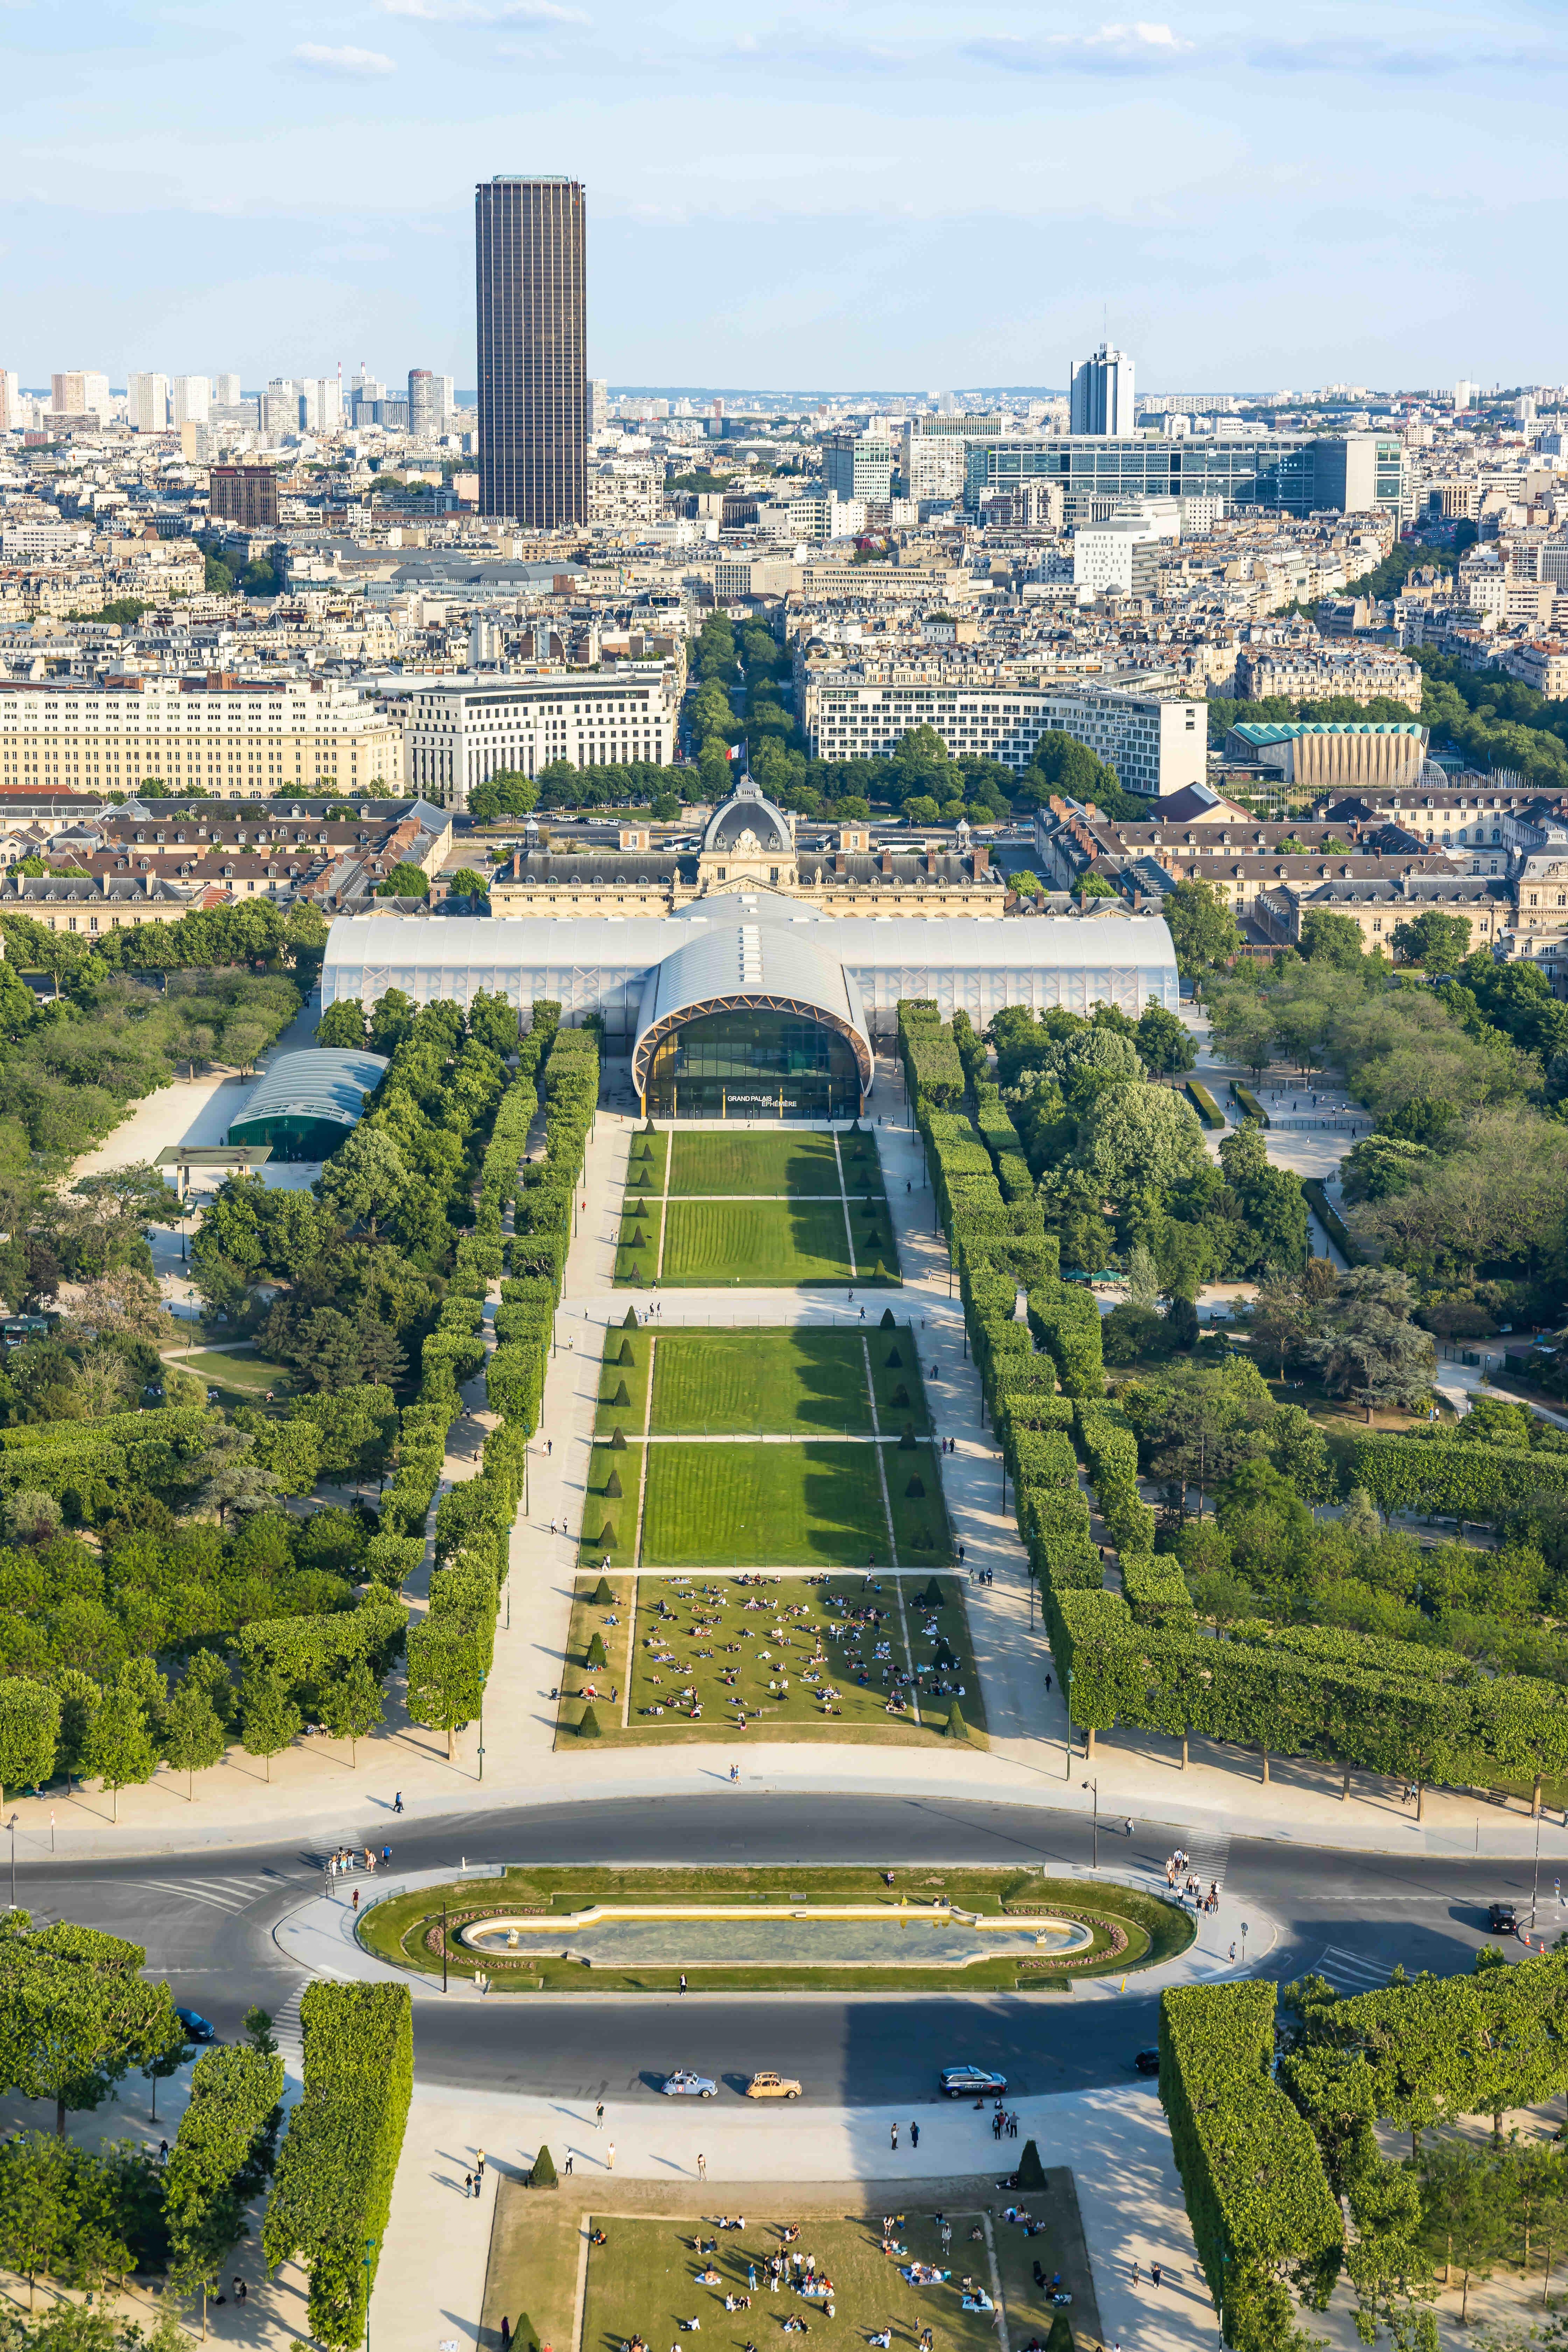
[132,1871,293,1917]
[1315,1942,1393,1994]
[270,1984,306,2078]
[1161,1831,1231,1895]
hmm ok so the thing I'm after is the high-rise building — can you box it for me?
[51,371,111,420]
[1453,380,1477,412]
[213,373,243,407]
[475,173,587,526]
[172,375,210,427]
[1069,342,1135,436]
[0,372,18,433]
[823,434,895,503]
[303,377,343,433]
[408,369,443,439]
[590,377,609,433]
[208,465,281,528]
[128,373,170,432]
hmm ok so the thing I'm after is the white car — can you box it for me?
[662,2069,718,2098]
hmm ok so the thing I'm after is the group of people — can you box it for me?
[989,2108,1022,2141]
[1164,1850,1219,1913]
[327,1844,388,1877]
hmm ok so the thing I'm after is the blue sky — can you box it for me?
[3,0,1565,391]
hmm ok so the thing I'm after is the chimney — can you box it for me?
[881,848,894,876]
[972,842,989,874]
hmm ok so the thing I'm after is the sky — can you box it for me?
[4,0,1567,393]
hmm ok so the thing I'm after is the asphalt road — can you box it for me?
[14,1795,1561,2102]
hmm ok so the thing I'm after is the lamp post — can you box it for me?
[364,2236,378,2352]
[6,1812,16,1910]
[442,1901,448,1995]
[1533,1803,1543,1933]
[1087,1779,1099,1871]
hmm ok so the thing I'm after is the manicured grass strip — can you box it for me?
[174,1347,295,1409]
[669,1131,843,1196]
[661,1198,894,1286]
[614,1200,663,1286]
[578,1441,643,1570]
[594,1320,653,1438]
[868,1322,930,1434]
[641,1446,891,1567]
[555,1574,633,1738]
[904,1571,987,1734]
[623,1131,669,1191]
[887,1441,955,1566]
[649,1329,873,1434]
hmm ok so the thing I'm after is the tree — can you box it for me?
[238,1662,301,1784]
[0,1916,184,2136]
[1073,1086,1209,1198]
[376,862,430,899]
[316,1659,384,1766]
[1125,1243,1161,1309]
[289,1384,398,1492]
[1392,909,1472,973]
[406,1618,487,1763]
[368,987,417,1055]
[1070,871,1118,899]
[315,1000,367,1050]
[317,1128,411,1239]
[1135,1002,1196,1078]
[162,1673,228,1799]
[1164,879,1241,980]
[1301,1266,1436,1420]
[1298,907,1367,968]
[83,1667,158,1824]
[448,868,490,898]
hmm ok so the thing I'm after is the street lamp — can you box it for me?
[6,1813,16,1910]
[441,1901,448,1995]
[1533,1803,1544,1933]
[1241,1921,1249,1967]
[363,2236,378,2352]
[1087,1779,1099,1871]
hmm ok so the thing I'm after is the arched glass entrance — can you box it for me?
[645,1006,863,1120]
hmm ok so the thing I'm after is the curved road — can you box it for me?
[16,1795,1555,2104]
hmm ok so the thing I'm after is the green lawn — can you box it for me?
[624,1131,669,1191]
[886,1444,954,1563]
[650,1329,872,1434]
[661,1199,896,1286]
[556,1573,635,1739]
[171,1346,294,1411]
[670,1130,843,1195]
[641,1444,891,1567]
[621,1570,980,1741]
[594,1323,653,1439]
[615,1202,664,1285]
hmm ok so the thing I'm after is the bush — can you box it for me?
[528,2144,558,2188]
[577,1706,602,1738]
[1228,1081,1269,1128]
[592,1576,615,1605]
[945,1702,967,1740]
[1184,1079,1225,1131]
[1016,2136,1046,2190]
[586,1632,608,1668]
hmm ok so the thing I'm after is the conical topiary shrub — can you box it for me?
[627,1262,643,1283]
[618,1338,635,1365]
[631,1169,650,1188]
[623,1306,639,1328]
[1042,2314,1074,2352]
[932,1639,958,1672]
[880,1307,896,1328]
[587,1631,608,1667]
[1017,2137,1046,2191]
[628,1226,647,1250]
[530,2143,560,2185]
[923,1577,945,1609]
[905,1476,925,1499]
[872,1261,888,1280]
[592,1575,615,1605]
[899,1425,917,1451]
[577,1706,602,1740]
[611,1379,631,1406]
[609,1426,627,1450]
[605,1469,623,1499]
[886,1347,903,1368]
[643,1118,657,1134]
[945,1702,967,1740]
[597,1519,618,1547]
[891,1384,911,1408]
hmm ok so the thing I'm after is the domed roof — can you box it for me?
[701,778,793,856]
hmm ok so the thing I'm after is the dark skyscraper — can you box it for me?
[475,174,587,527]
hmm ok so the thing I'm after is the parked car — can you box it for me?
[175,2008,217,2043]
[662,2069,717,2098]
[1134,2049,1160,2077]
[940,2065,1007,2098]
[746,2071,802,2099]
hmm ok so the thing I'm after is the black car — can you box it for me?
[175,2007,217,2043]
[1488,1902,1520,1937]
[1134,2049,1161,2077]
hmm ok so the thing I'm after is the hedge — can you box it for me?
[1229,1080,1269,1127]
[1161,1981,1342,2352]
[166,2042,284,2309]
[1026,1286,1104,1397]
[1302,1176,1361,1266]
[1184,1078,1225,1131]
[1351,1432,1568,1525]
[263,1983,413,2349]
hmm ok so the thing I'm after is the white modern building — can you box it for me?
[1070,342,1136,436]
[395,664,681,807]
[1073,508,1180,599]
[127,373,170,433]
[322,891,1180,1106]
[173,375,210,427]
[807,674,1206,797]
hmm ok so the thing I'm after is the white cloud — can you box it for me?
[1084,21,1188,49]
[291,41,397,74]
[379,0,588,21]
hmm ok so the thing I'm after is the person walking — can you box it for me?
[698,2152,707,2181]
[596,2101,605,2129]
[565,2153,574,2175]
[1150,2263,1162,2290]
[464,2173,474,2199]
[910,2121,919,2150]
[476,2149,486,2182]
[679,1973,688,1995]
[393,1792,403,1814]
[351,1888,359,1912]
[890,2123,898,2151]
[607,2142,616,2171]
[382,1844,392,1865]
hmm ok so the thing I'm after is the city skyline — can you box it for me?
[4,0,1568,387]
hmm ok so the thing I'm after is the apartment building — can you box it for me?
[0,871,217,934]
[208,467,280,529]
[397,663,680,808]
[1254,872,1513,950]
[807,671,1206,797]
[1232,648,1423,710]
[0,677,403,798]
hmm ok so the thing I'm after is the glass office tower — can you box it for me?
[475,174,587,526]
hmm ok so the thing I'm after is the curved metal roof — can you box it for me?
[229,1048,390,1137]
[701,779,793,856]
[631,920,873,1097]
